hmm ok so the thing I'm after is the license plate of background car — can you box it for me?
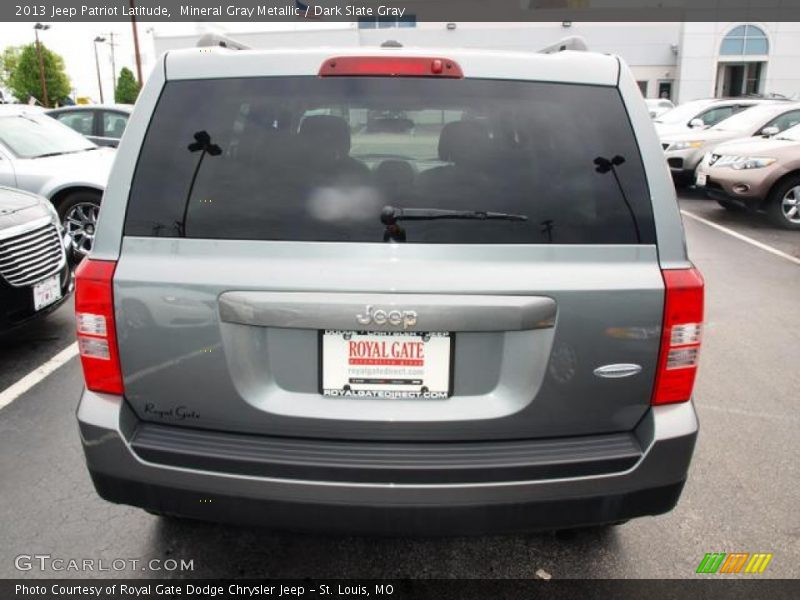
[33,273,61,311]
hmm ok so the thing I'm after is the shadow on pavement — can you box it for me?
[146,515,624,578]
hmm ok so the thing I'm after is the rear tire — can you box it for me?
[144,509,192,522]
[554,521,627,538]
[767,176,800,230]
[57,191,102,258]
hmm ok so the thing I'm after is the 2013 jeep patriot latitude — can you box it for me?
[75,44,703,534]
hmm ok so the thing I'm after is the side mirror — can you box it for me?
[689,118,706,129]
[761,126,780,137]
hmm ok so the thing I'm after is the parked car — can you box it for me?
[653,98,769,136]
[660,101,800,186]
[0,186,73,333]
[47,104,133,148]
[0,105,115,257]
[75,45,703,535]
[645,98,674,119]
[696,123,800,229]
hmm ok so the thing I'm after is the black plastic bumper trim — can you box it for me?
[129,422,642,484]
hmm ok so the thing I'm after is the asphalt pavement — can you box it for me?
[1,193,798,579]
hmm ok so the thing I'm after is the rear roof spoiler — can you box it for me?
[193,32,585,56]
[196,33,251,51]
[538,36,588,54]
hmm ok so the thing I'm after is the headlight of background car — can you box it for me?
[667,140,705,151]
[716,155,777,170]
[42,199,60,224]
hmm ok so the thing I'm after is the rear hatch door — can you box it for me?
[115,70,663,442]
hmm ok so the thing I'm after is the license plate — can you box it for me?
[33,274,62,311]
[696,172,707,187]
[321,330,453,399]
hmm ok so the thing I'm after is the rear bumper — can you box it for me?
[77,391,698,535]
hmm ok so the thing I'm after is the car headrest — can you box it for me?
[298,115,351,158]
[375,159,415,188]
[438,120,491,164]
[111,120,126,138]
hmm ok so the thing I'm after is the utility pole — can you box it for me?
[93,36,105,103]
[108,32,117,99]
[130,0,144,86]
[33,23,50,107]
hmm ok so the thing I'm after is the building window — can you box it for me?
[720,24,769,56]
[358,15,416,29]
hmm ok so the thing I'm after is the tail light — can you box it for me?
[75,259,123,395]
[652,267,704,405]
[319,56,464,78]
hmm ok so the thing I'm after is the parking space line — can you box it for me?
[681,209,800,266]
[0,342,79,411]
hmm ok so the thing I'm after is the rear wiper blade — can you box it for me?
[380,205,528,224]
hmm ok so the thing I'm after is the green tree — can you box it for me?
[114,67,140,104]
[9,42,70,106]
[0,46,22,88]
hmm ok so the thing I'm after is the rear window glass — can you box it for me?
[125,77,655,244]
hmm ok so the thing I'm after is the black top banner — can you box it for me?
[5,0,800,22]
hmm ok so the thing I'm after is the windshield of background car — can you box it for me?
[654,100,712,124]
[711,104,778,132]
[125,77,655,244]
[0,114,96,158]
[776,123,800,141]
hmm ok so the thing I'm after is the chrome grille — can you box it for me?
[0,218,65,287]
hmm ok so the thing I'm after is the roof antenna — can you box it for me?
[381,40,403,48]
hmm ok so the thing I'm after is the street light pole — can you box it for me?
[129,0,144,86]
[33,23,50,107]
[93,36,105,103]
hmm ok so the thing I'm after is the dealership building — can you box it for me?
[152,21,800,104]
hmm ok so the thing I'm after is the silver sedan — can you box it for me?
[0,105,115,256]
